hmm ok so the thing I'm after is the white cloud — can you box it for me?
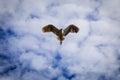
[90,19,120,36]
[0,0,120,80]
[99,0,120,20]
[20,52,48,70]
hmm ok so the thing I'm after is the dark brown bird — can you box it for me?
[42,24,79,45]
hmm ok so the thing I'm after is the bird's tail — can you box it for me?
[60,41,62,45]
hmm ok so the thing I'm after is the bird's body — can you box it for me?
[57,29,64,45]
[42,24,79,45]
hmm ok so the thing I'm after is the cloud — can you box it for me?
[0,0,120,80]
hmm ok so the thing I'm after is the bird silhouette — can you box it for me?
[42,24,79,45]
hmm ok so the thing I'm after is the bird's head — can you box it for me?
[60,29,64,34]
[60,29,62,31]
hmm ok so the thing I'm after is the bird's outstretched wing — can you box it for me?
[64,24,79,36]
[42,24,59,36]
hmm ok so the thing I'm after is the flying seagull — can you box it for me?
[42,24,79,45]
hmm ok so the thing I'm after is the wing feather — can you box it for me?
[64,24,79,36]
[42,24,59,36]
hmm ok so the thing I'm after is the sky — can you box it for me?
[0,0,120,80]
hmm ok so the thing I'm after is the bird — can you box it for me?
[42,24,79,45]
